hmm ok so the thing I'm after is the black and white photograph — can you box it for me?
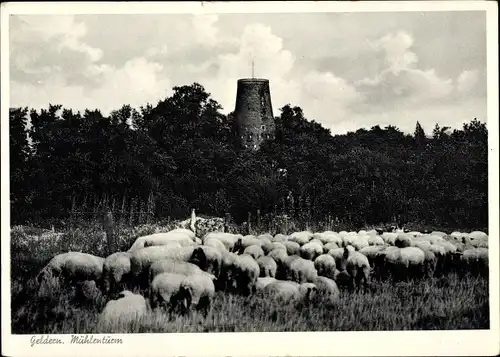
[1,1,499,356]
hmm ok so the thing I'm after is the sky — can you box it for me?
[9,11,487,135]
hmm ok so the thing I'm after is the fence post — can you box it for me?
[103,208,116,256]
[247,212,252,235]
[256,209,261,233]
[224,213,231,233]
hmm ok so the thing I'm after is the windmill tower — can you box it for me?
[234,61,275,150]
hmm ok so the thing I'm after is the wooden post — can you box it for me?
[247,212,252,235]
[103,208,116,256]
[224,213,231,233]
[256,209,261,232]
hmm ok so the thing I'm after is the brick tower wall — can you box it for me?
[234,78,275,150]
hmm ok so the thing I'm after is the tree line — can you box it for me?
[9,82,488,230]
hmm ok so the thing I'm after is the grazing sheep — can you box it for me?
[255,277,277,293]
[338,231,349,238]
[422,249,437,278]
[313,232,342,246]
[268,249,289,278]
[385,247,426,281]
[204,237,228,252]
[323,242,339,253]
[233,235,262,254]
[426,244,447,276]
[257,256,278,278]
[257,233,274,242]
[359,246,385,267]
[381,232,398,245]
[411,239,432,251]
[288,256,318,283]
[149,272,186,310]
[314,254,337,280]
[272,234,288,243]
[394,233,412,248]
[367,235,385,246]
[148,259,213,285]
[244,245,265,260]
[233,254,260,295]
[272,242,288,253]
[37,252,105,289]
[420,235,444,245]
[168,228,197,239]
[314,276,340,303]
[461,248,488,276]
[261,241,275,255]
[289,231,313,246]
[372,246,399,279]
[202,232,242,252]
[217,251,239,291]
[102,252,132,296]
[431,231,447,238]
[300,241,323,260]
[343,247,371,292]
[128,232,195,252]
[284,241,301,256]
[177,273,216,317]
[328,247,347,270]
[263,280,317,303]
[309,238,323,247]
[189,246,222,277]
[350,236,370,251]
[98,290,147,330]
[468,231,488,240]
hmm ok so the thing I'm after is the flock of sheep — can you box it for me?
[35,227,489,329]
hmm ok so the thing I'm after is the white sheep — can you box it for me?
[202,232,242,252]
[314,276,340,303]
[37,252,105,291]
[257,256,278,278]
[287,256,318,283]
[300,241,323,260]
[289,231,313,245]
[272,233,288,243]
[343,246,370,292]
[178,273,216,317]
[149,272,187,310]
[102,252,132,296]
[128,231,195,252]
[263,280,317,303]
[204,237,228,252]
[284,241,301,256]
[98,290,147,331]
[314,254,337,280]
[244,245,265,260]
[255,277,277,293]
[129,246,195,288]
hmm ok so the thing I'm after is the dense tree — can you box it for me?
[8,83,489,230]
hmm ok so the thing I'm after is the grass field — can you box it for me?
[9,223,490,333]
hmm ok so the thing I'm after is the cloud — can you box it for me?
[457,70,479,94]
[192,14,220,47]
[11,57,171,114]
[372,31,418,71]
[9,14,487,136]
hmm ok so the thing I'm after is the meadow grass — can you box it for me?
[9,223,490,333]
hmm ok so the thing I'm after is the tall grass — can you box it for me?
[11,272,489,333]
[9,223,490,334]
